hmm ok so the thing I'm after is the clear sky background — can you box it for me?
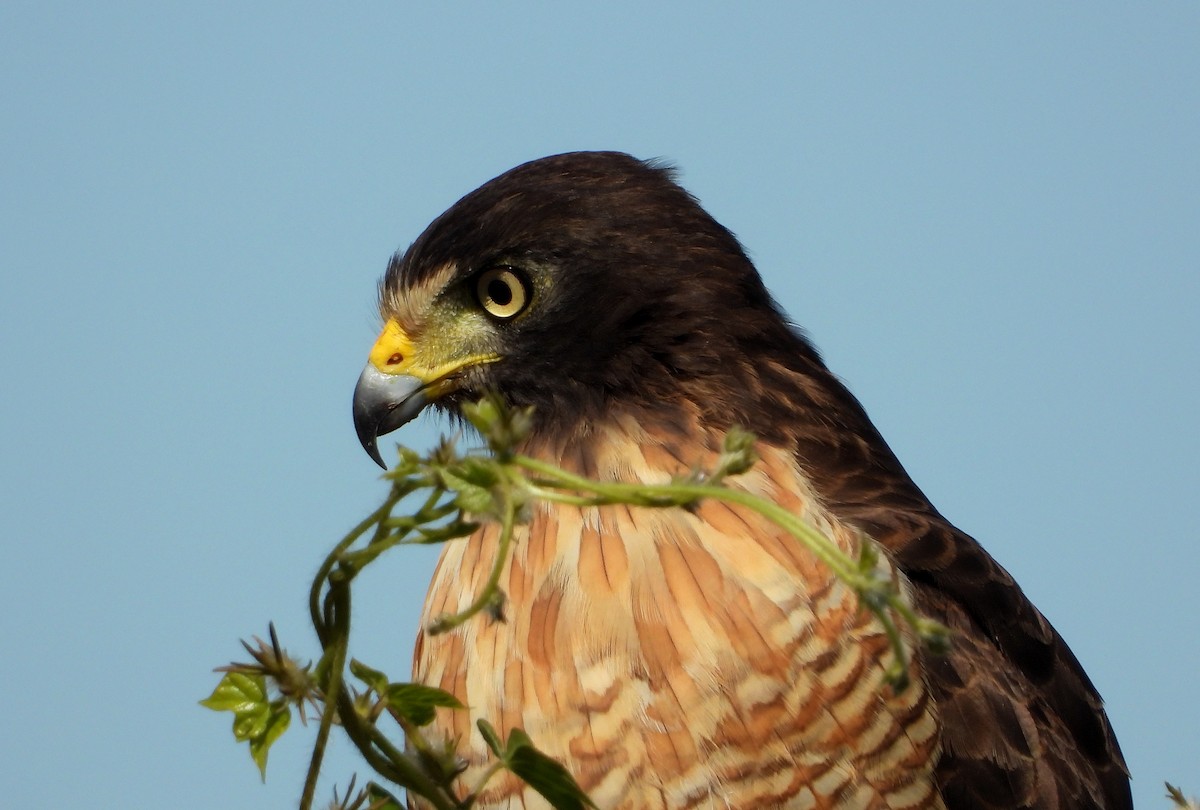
[2,3,1197,808]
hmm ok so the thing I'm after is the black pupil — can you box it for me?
[488,278,513,306]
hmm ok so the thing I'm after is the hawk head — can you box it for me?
[353,151,815,467]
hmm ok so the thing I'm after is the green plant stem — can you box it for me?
[309,491,402,645]
[466,760,507,807]
[301,498,404,810]
[513,453,942,681]
[300,589,349,810]
[301,492,462,810]
[515,455,865,585]
[427,487,517,635]
[283,410,943,804]
[319,572,460,810]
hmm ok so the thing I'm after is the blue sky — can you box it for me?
[2,3,1197,807]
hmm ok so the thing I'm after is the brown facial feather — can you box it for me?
[384,152,1130,809]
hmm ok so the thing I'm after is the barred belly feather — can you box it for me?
[412,414,943,809]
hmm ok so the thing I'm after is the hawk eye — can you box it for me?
[474,267,529,319]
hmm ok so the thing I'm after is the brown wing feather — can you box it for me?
[767,359,1133,810]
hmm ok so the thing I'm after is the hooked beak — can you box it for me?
[352,318,500,469]
[352,366,428,469]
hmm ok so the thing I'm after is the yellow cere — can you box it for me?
[367,319,418,374]
[366,317,501,384]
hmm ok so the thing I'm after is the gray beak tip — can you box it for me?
[352,365,429,469]
[366,440,388,470]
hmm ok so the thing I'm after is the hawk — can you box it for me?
[352,152,1131,809]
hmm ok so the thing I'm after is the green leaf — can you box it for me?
[384,682,465,726]
[717,427,757,475]
[504,728,596,809]
[348,658,389,695]
[463,392,534,454]
[461,396,500,433]
[455,456,502,488]
[232,703,270,741]
[388,446,423,476]
[200,671,266,713]
[365,782,405,810]
[856,540,880,572]
[248,702,291,780]
[476,718,504,758]
[202,672,292,780]
[438,467,496,514]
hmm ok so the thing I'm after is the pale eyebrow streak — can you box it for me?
[379,261,459,333]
